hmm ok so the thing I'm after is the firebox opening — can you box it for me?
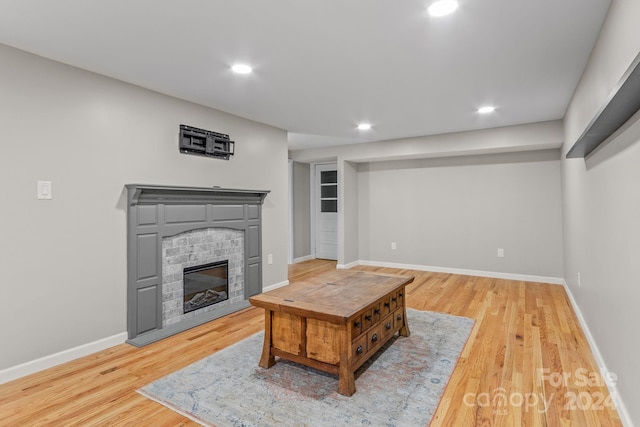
[183,260,229,314]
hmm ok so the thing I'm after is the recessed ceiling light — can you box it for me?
[428,0,458,17]
[231,64,252,74]
[477,106,496,114]
[357,123,372,131]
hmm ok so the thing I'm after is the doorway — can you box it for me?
[314,163,338,260]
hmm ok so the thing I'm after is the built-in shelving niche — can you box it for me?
[566,52,640,158]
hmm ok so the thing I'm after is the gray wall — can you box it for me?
[291,121,565,278]
[291,161,311,259]
[340,160,360,266]
[357,150,564,278]
[0,43,289,370]
[562,0,640,423]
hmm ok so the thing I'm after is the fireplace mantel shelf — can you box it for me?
[126,184,270,206]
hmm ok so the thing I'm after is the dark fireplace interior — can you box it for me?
[183,260,229,314]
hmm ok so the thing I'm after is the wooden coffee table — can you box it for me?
[249,269,414,396]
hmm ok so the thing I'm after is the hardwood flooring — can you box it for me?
[0,259,622,426]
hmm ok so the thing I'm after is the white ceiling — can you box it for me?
[0,0,611,150]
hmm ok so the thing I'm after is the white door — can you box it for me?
[315,164,338,260]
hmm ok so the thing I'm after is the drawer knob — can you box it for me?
[371,333,378,342]
[397,314,402,321]
[384,302,390,308]
[354,321,361,328]
[374,308,381,314]
[399,292,403,298]
[356,345,363,355]
[392,297,397,302]
[365,315,372,321]
[385,322,392,330]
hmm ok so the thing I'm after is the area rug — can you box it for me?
[138,309,474,426]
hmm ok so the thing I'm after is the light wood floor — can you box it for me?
[0,260,621,426]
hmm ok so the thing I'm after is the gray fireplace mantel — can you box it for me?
[125,184,269,347]
[128,184,269,205]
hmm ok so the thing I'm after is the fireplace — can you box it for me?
[125,184,269,347]
[183,260,229,313]
[162,227,244,326]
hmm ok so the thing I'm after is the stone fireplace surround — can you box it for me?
[162,228,243,326]
[125,184,269,347]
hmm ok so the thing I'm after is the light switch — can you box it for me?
[37,181,52,200]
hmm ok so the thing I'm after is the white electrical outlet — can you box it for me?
[268,254,273,265]
[391,242,397,250]
[497,248,504,258]
[578,272,581,287]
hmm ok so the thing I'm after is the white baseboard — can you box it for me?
[336,260,360,269]
[263,280,290,292]
[292,255,313,264]
[0,332,128,385]
[0,280,292,385]
[562,281,633,426]
[356,260,564,284]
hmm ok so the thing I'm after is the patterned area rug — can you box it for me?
[138,309,474,426]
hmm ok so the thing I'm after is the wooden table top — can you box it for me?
[249,269,414,324]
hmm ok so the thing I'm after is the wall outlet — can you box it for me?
[268,254,273,265]
[391,242,397,250]
[578,272,581,287]
[497,248,504,258]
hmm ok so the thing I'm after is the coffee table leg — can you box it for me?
[259,309,276,368]
[399,305,411,337]
[337,330,356,396]
[338,366,356,396]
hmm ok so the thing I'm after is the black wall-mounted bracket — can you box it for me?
[179,124,235,160]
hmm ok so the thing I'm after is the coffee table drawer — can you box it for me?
[351,314,363,337]
[363,308,374,329]
[393,308,405,330]
[381,314,395,340]
[372,302,382,323]
[381,295,392,316]
[390,292,399,310]
[367,323,383,349]
[352,334,368,364]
